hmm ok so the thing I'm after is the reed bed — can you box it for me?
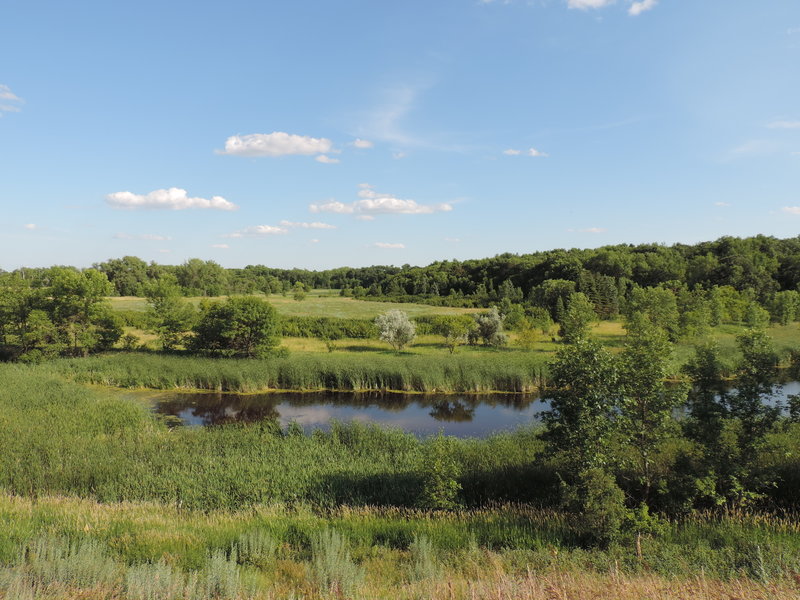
[51,352,549,394]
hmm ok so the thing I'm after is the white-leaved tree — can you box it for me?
[375,310,416,351]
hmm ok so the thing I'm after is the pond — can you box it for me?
[143,380,800,438]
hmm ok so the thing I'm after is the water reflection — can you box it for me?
[147,380,800,438]
[151,391,544,437]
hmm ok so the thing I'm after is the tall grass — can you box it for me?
[52,351,549,393]
[2,495,800,599]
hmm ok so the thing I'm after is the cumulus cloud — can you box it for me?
[218,132,333,157]
[353,138,374,149]
[23,223,36,230]
[628,0,657,15]
[309,184,453,216]
[114,233,172,241]
[782,207,800,215]
[106,188,237,211]
[0,84,24,115]
[227,225,289,238]
[315,154,340,164]
[767,120,800,130]
[374,242,405,249]
[279,220,336,229]
[567,0,615,9]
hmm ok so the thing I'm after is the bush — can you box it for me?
[190,296,281,358]
[375,310,416,351]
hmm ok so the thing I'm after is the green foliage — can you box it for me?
[619,317,686,504]
[0,268,120,359]
[627,287,680,340]
[292,281,307,302]
[559,292,596,343]
[514,318,539,351]
[145,275,196,350]
[542,340,621,474]
[744,302,771,329]
[427,314,475,353]
[768,290,800,325]
[560,468,628,547]
[417,434,463,510]
[280,316,376,339]
[191,296,281,358]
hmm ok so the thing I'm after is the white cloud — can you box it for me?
[309,201,355,214]
[279,220,336,229]
[767,120,800,130]
[211,243,229,249]
[114,233,172,241]
[374,242,405,249]
[356,215,376,221]
[392,151,407,160]
[628,0,657,16]
[567,0,615,9]
[227,225,289,238]
[218,132,333,157]
[106,188,237,211]
[504,147,548,157]
[0,84,24,115]
[23,223,36,230]
[309,184,453,216]
[782,207,800,215]
[310,239,320,243]
[315,154,340,164]
[157,249,172,254]
[353,138,374,149]
[444,237,460,243]
[714,202,731,207]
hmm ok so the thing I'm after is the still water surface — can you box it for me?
[145,380,800,438]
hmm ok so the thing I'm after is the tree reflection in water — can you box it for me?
[150,390,544,436]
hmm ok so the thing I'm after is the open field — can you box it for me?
[110,290,478,319]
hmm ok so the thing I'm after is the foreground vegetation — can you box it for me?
[2,494,800,599]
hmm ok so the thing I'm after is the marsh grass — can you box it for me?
[52,351,549,393]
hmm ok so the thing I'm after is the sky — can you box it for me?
[1,0,799,271]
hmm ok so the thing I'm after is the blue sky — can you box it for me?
[1,0,798,270]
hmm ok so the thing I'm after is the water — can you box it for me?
[149,391,545,437]
[145,380,800,438]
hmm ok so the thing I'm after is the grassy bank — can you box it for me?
[1,494,800,599]
[52,352,548,394]
[0,364,546,509]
